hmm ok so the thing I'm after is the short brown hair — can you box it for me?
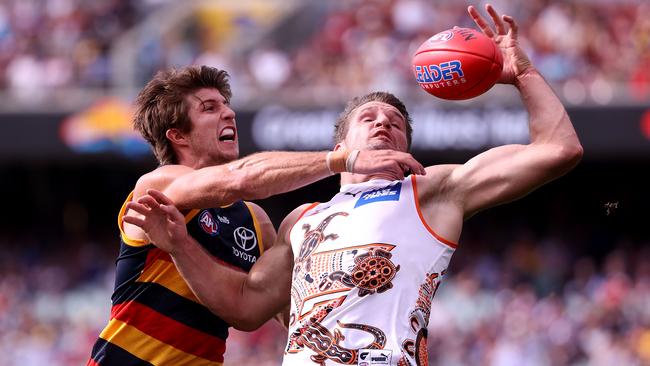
[133,65,232,165]
[334,91,413,149]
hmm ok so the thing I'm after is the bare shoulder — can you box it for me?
[134,165,194,198]
[284,203,315,223]
[244,201,268,216]
[416,164,466,244]
[278,203,315,242]
[418,164,462,197]
[243,201,277,251]
[244,202,274,231]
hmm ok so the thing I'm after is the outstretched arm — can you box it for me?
[420,4,583,220]
[125,149,424,242]
[138,149,425,211]
[124,189,299,331]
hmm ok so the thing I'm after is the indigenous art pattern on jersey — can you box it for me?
[287,212,399,365]
[283,177,457,366]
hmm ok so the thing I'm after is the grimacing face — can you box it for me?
[339,101,409,153]
[184,88,239,165]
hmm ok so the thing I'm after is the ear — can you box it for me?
[333,142,346,151]
[166,128,189,147]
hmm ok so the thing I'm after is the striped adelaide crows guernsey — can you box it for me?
[283,176,457,366]
[88,192,265,366]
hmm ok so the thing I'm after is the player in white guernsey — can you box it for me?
[283,176,454,365]
[123,5,583,366]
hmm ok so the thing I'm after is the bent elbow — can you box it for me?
[552,142,583,174]
[563,142,584,168]
[203,304,264,331]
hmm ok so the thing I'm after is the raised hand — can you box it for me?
[468,4,533,85]
[123,189,189,254]
[353,149,426,178]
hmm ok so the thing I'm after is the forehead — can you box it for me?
[353,101,404,121]
[187,88,226,105]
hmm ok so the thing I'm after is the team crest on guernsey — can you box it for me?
[198,210,219,236]
[355,183,402,208]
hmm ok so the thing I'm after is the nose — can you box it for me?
[374,114,391,128]
[224,105,236,120]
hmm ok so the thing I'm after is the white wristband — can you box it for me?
[345,150,360,173]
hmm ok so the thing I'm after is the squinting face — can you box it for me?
[340,101,408,152]
[185,88,238,165]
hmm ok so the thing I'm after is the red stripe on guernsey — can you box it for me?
[110,301,130,320]
[144,247,172,267]
[143,246,244,273]
[110,301,226,362]
[86,359,100,366]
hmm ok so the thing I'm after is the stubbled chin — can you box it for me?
[215,144,239,162]
[367,141,393,150]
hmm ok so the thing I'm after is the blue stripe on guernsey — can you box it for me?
[354,182,402,208]
[111,281,230,340]
[112,242,150,300]
[89,338,155,366]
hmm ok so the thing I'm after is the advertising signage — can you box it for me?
[1,104,648,163]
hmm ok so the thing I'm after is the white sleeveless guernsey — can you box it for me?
[282,176,457,366]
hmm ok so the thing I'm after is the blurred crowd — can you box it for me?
[270,0,650,103]
[1,232,648,366]
[0,0,140,97]
[427,244,650,365]
[0,237,115,366]
[0,0,648,106]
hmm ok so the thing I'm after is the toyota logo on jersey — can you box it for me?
[199,211,219,236]
[234,226,257,251]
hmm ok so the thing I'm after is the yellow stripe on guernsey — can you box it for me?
[99,319,222,366]
[118,191,200,247]
[136,259,199,303]
[244,201,265,255]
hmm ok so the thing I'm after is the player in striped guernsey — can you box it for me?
[124,6,583,366]
[86,65,424,366]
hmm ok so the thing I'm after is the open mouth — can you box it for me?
[219,127,236,142]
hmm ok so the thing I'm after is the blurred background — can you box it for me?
[0,0,648,365]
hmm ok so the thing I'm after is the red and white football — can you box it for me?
[412,27,503,100]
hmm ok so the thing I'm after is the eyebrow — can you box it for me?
[386,109,405,121]
[190,95,222,108]
[359,106,405,121]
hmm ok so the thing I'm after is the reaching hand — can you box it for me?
[352,150,426,179]
[468,4,533,85]
[123,189,189,255]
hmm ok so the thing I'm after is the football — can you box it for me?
[412,27,503,100]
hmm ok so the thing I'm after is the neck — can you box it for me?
[340,171,403,186]
[177,153,227,169]
[177,154,205,169]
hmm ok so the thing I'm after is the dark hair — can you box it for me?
[133,65,232,165]
[334,91,413,148]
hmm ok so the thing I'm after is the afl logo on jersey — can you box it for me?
[234,226,257,251]
[199,210,219,236]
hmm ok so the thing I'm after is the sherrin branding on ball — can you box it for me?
[412,27,503,100]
